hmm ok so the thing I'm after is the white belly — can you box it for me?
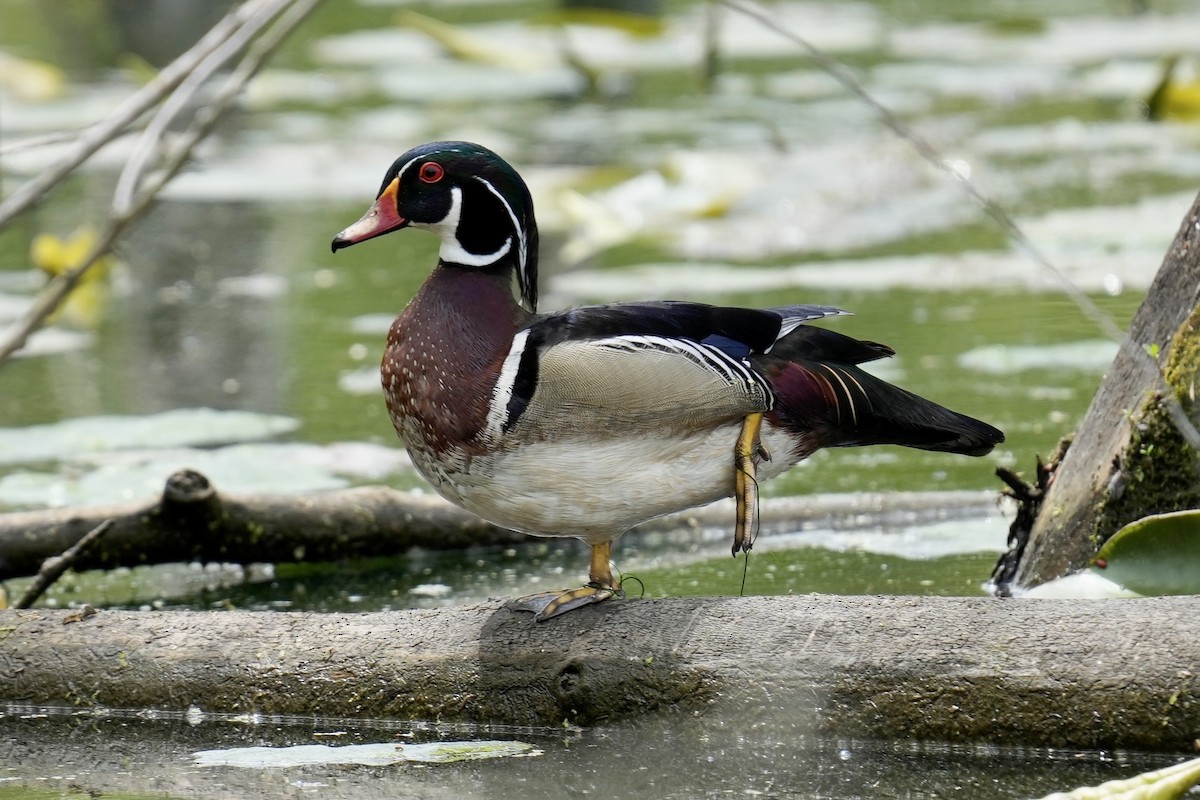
[420,423,802,543]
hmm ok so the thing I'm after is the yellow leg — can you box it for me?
[587,540,616,587]
[511,540,623,622]
[733,412,767,555]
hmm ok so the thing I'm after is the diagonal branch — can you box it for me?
[14,519,113,609]
[0,0,324,368]
[111,0,299,217]
[721,0,1200,453]
[0,0,275,229]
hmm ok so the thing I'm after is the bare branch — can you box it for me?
[0,468,996,581]
[0,0,324,368]
[14,519,113,609]
[123,0,323,214]
[721,0,1200,453]
[112,0,299,216]
[0,0,278,230]
[0,130,94,157]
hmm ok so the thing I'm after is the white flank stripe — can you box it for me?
[486,329,530,439]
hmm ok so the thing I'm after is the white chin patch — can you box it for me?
[416,185,513,267]
[442,236,512,267]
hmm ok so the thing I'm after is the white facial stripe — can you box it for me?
[394,154,423,183]
[486,329,531,439]
[473,175,526,274]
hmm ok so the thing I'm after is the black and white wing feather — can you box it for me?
[485,300,838,439]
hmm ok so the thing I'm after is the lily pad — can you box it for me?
[5,326,93,359]
[1088,510,1200,596]
[1019,570,1141,600]
[0,409,299,466]
[0,441,410,509]
[193,740,539,768]
[956,340,1118,375]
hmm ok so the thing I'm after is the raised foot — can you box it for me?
[733,411,767,555]
[510,583,624,622]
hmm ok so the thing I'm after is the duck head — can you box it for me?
[331,141,539,310]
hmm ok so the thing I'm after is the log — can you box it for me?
[0,469,523,581]
[1009,191,1200,589]
[3,596,1198,752]
[0,467,997,580]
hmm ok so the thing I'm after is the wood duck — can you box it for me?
[332,141,1004,621]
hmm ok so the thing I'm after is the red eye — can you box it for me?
[419,162,444,183]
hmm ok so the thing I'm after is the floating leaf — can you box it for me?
[957,340,1118,375]
[194,740,539,768]
[1035,755,1200,800]
[1147,57,1200,121]
[396,10,544,70]
[0,440,410,509]
[0,51,65,100]
[1089,510,1200,596]
[29,226,118,329]
[5,327,93,359]
[0,409,299,466]
[1019,570,1141,599]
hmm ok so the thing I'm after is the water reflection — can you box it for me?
[104,0,237,67]
[0,705,1177,800]
[119,200,285,413]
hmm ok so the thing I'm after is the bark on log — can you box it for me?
[0,469,524,581]
[2,596,1198,752]
[0,467,996,580]
[1010,190,1200,589]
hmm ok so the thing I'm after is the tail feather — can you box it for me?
[758,329,1004,456]
[770,324,895,366]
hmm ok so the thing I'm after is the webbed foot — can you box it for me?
[510,541,622,622]
[510,582,622,621]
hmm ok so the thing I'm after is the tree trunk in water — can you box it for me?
[1004,191,1200,590]
[3,596,1199,752]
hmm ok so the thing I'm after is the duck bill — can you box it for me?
[331,177,407,252]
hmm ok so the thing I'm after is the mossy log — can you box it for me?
[0,467,995,581]
[1006,190,1200,590]
[3,596,1200,752]
[0,469,522,581]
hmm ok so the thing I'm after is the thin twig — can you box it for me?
[0,130,93,157]
[0,0,323,367]
[123,0,323,214]
[15,519,113,609]
[721,0,1200,452]
[112,0,298,216]
[723,0,1122,340]
[0,0,272,230]
[121,0,324,215]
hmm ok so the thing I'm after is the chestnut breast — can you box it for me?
[380,266,526,456]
